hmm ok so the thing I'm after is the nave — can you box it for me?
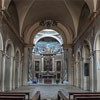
[1,0,100,99]
[12,84,85,100]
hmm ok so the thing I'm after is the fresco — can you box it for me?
[34,41,62,54]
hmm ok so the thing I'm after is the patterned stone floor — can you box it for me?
[13,84,85,100]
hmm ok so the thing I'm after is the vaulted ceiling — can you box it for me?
[0,0,99,44]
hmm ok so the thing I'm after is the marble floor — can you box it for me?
[13,84,85,100]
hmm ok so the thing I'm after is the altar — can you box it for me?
[44,78,52,84]
[41,71,55,84]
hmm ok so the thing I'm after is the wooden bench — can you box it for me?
[0,96,25,100]
[32,91,41,100]
[75,97,100,100]
[0,94,26,99]
[69,92,100,100]
[58,91,68,100]
[0,91,30,100]
[73,94,100,100]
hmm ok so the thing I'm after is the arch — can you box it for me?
[82,40,91,60]
[93,32,100,91]
[24,22,72,46]
[75,49,81,88]
[5,39,14,56]
[15,48,21,88]
[34,34,63,45]
[94,31,100,51]
[4,39,14,90]
[82,40,91,91]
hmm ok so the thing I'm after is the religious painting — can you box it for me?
[56,61,61,71]
[44,56,52,71]
[34,37,63,54]
[35,61,39,71]
[84,63,89,76]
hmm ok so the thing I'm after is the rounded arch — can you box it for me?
[76,49,81,62]
[34,34,63,45]
[93,31,100,91]
[15,47,21,88]
[82,40,91,91]
[82,40,91,59]
[15,48,21,62]
[94,31,100,51]
[82,39,90,58]
[75,48,81,88]
[4,39,14,90]
[5,39,14,56]
[24,22,72,46]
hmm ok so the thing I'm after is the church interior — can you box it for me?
[0,0,100,100]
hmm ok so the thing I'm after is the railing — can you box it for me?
[58,91,68,100]
[32,91,41,100]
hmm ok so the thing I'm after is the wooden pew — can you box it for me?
[32,91,41,100]
[0,91,30,100]
[0,96,25,100]
[68,92,100,100]
[58,91,68,100]
[0,94,26,100]
[73,94,100,100]
[75,97,100,100]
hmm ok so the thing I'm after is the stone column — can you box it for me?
[18,59,22,88]
[80,57,84,89]
[42,56,44,72]
[0,50,3,91]
[19,59,23,86]
[52,56,55,71]
[12,56,15,90]
[93,50,100,91]
[2,51,6,91]
[28,47,33,82]
[10,56,14,90]
[63,48,68,82]
[23,44,33,85]
[83,57,90,90]
[23,47,30,85]
[67,48,73,85]
[89,50,94,91]
[75,61,79,87]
